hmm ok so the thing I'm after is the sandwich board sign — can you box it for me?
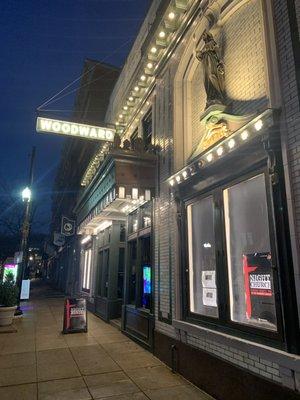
[63,298,87,334]
[36,117,115,142]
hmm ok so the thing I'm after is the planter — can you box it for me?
[0,306,17,326]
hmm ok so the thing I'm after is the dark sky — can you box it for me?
[0,0,151,233]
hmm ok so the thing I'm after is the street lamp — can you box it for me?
[15,186,33,315]
[22,187,31,202]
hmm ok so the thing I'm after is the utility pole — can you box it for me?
[15,147,36,315]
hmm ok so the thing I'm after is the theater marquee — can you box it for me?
[36,117,115,142]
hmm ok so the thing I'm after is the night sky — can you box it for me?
[0,0,151,233]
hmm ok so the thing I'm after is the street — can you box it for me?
[0,280,213,400]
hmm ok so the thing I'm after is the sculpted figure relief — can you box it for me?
[196,30,226,108]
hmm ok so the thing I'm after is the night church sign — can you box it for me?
[36,117,115,142]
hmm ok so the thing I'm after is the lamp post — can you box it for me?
[15,147,35,315]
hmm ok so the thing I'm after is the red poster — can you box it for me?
[63,298,87,334]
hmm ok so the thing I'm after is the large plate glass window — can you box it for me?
[187,196,218,318]
[223,174,277,331]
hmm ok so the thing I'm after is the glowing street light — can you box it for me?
[22,187,31,202]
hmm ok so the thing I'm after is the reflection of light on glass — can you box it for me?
[170,179,174,186]
[203,243,212,248]
[175,175,181,183]
[143,266,151,294]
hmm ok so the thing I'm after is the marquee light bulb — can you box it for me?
[168,12,175,20]
[140,75,146,81]
[147,62,153,69]
[217,147,223,156]
[228,139,235,149]
[241,130,249,140]
[182,170,188,179]
[123,106,128,110]
[119,114,123,119]
[170,179,174,186]
[206,153,213,162]
[175,175,181,183]
[159,31,166,38]
[129,96,134,102]
[254,119,263,131]
[134,86,139,92]
[151,46,157,54]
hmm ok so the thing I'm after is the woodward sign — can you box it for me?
[36,117,115,142]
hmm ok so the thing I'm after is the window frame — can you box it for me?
[182,167,284,346]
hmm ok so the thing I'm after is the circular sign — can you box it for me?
[64,222,73,232]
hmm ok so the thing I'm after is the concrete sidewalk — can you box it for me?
[0,282,214,400]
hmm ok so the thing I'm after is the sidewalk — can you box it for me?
[0,281,214,400]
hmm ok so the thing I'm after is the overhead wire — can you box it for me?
[37,36,134,111]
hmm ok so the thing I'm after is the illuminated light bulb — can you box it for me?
[146,101,150,106]
[182,170,188,179]
[115,121,119,126]
[206,153,213,162]
[159,31,166,38]
[151,46,157,54]
[168,11,176,20]
[254,119,263,131]
[123,106,128,110]
[140,75,146,81]
[134,86,139,92]
[241,130,249,140]
[129,96,134,101]
[170,179,174,186]
[228,139,235,149]
[119,114,123,119]
[217,147,223,156]
[175,175,181,183]
[147,62,153,69]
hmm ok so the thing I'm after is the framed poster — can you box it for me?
[63,298,87,334]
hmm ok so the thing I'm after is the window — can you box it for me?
[141,203,151,228]
[142,111,152,150]
[185,172,280,337]
[97,249,109,297]
[141,236,151,310]
[117,248,125,299]
[224,174,277,331]
[187,196,218,318]
[129,211,138,234]
[128,240,137,305]
[82,249,92,291]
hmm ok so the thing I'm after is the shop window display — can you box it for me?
[185,173,279,334]
[187,196,218,318]
[223,174,277,330]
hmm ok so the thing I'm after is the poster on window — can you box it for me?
[63,298,87,334]
[202,288,217,307]
[202,270,216,288]
[243,253,276,323]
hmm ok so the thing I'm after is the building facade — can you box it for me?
[60,1,300,399]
